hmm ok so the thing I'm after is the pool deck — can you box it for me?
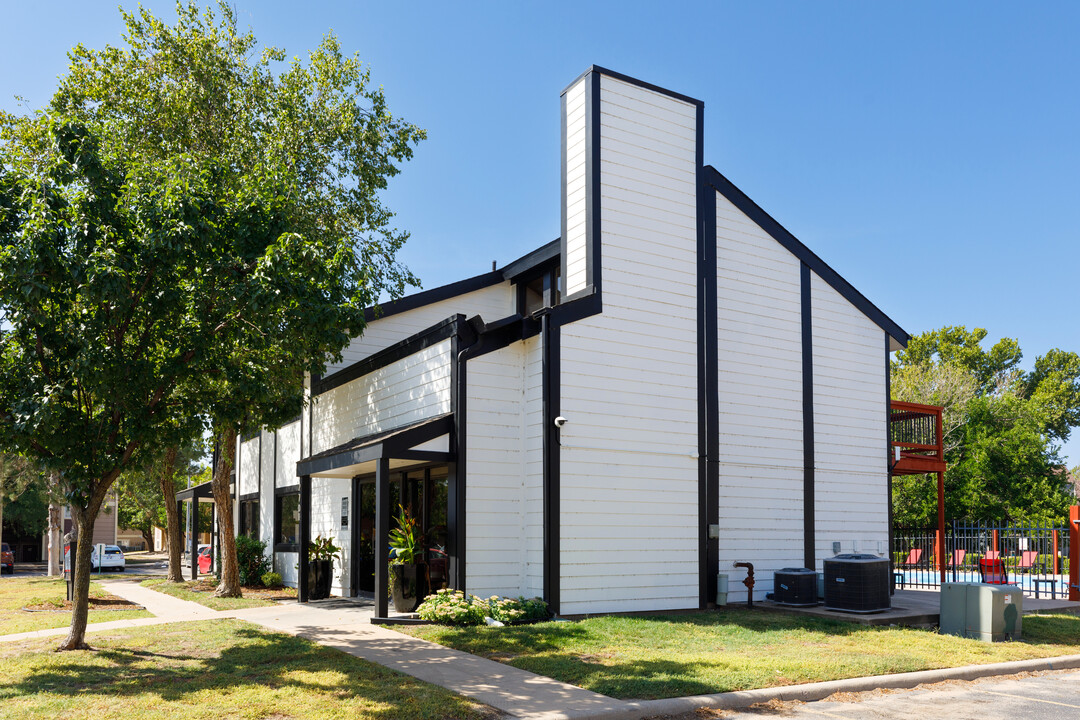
[755,588,1080,627]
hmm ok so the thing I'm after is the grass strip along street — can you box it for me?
[140,577,296,611]
[0,619,495,720]
[400,608,1080,700]
[0,577,151,635]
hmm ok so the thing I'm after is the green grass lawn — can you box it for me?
[399,608,1080,700]
[0,619,494,720]
[140,577,296,610]
[0,576,152,635]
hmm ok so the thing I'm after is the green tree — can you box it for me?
[1,2,421,649]
[41,1,423,599]
[0,453,39,553]
[891,326,1078,526]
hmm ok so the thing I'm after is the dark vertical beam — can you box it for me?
[190,500,198,581]
[298,475,311,602]
[585,69,602,294]
[695,98,717,608]
[885,332,895,592]
[448,332,467,592]
[374,458,391,618]
[350,475,361,597]
[801,263,816,571]
[542,311,561,614]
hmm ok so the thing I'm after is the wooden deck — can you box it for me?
[754,588,1080,627]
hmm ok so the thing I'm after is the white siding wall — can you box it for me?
[557,74,700,614]
[522,335,544,598]
[272,420,302,587]
[276,421,301,488]
[811,273,889,565]
[239,437,259,496]
[465,344,526,598]
[311,339,452,455]
[310,476,352,596]
[324,284,512,375]
[564,78,589,296]
[259,433,276,561]
[278,551,298,587]
[714,191,805,602]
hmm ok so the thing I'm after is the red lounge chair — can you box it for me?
[984,550,1000,561]
[1018,550,1039,573]
[980,558,1008,585]
[901,548,922,567]
[950,549,966,568]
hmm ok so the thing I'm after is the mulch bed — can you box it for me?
[23,593,143,613]
[183,579,297,601]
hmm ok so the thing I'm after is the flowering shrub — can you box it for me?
[417,590,550,626]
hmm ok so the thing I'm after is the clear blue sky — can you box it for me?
[3,2,1078,465]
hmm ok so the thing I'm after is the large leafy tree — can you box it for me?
[0,453,38,553]
[891,326,1079,526]
[40,2,424,599]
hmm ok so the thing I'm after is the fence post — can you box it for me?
[1052,528,1059,576]
[1070,505,1078,602]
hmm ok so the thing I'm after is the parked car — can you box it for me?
[91,545,125,572]
[1,542,13,575]
[198,545,213,574]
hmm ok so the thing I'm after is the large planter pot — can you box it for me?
[390,562,429,613]
[308,559,333,601]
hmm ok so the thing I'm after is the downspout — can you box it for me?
[451,317,482,592]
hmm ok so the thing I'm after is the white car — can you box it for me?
[66,545,126,572]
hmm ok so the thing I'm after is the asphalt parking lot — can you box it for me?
[4,554,175,579]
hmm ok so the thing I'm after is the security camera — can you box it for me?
[553,416,567,428]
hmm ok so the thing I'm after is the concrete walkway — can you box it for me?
[6,580,1080,720]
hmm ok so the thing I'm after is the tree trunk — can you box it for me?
[158,446,184,583]
[47,499,62,576]
[57,486,109,651]
[0,492,6,559]
[212,426,241,597]
[140,529,155,552]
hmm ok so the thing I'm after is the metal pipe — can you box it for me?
[733,561,755,608]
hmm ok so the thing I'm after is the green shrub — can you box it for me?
[261,571,283,588]
[236,534,271,587]
[417,590,485,626]
[416,590,550,626]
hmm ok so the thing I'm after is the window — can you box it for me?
[239,500,259,538]
[275,492,300,549]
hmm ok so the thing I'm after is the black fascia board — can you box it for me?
[314,314,467,396]
[501,238,561,282]
[561,65,704,108]
[175,481,214,502]
[363,272,504,324]
[705,165,911,348]
[296,414,454,477]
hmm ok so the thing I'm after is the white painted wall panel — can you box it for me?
[239,437,259,497]
[564,78,589,296]
[810,272,889,566]
[522,335,544,598]
[465,344,527,599]
[310,476,351,596]
[557,74,699,615]
[259,432,275,561]
[259,430,273,495]
[714,189,805,603]
[275,420,301,488]
[311,339,452,455]
[324,283,512,375]
[276,551,298,587]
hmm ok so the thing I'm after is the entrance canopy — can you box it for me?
[296,413,455,478]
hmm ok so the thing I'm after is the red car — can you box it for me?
[198,545,213,574]
[1,542,13,575]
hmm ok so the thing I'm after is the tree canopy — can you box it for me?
[891,326,1080,527]
[0,1,423,647]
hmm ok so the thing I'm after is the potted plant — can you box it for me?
[308,535,341,601]
[388,505,429,612]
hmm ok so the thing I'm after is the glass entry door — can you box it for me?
[355,465,448,593]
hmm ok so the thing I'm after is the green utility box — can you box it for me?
[939,582,1022,642]
[966,584,1022,642]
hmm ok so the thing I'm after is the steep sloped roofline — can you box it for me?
[706,165,910,349]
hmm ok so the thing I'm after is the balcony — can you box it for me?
[890,401,946,476]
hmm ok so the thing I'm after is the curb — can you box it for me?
[520,654,1080,720]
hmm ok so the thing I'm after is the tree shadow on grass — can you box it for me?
[0,622,487,719]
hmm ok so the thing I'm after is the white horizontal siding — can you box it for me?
[522,334,544,598]
[564,77,589,296]
[558,74,699,615]
[276,551,298,588]
[715,189,805,603]
[259,433,276,559]
[276,420,301,488]
[310,476,351,596]
[259,430,273,494]
[811,272,889,566]
[239,437,259,497]
[311,339,452,454]
[324,282,512,375]
[466,344,528,599]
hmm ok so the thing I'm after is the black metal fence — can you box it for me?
[894,521,1070,599]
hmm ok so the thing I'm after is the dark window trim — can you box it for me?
[238,492,259,502]
[275,485,300,496]
[314,315,467,396]
[274,488,301,553]
[705,165,909,347]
